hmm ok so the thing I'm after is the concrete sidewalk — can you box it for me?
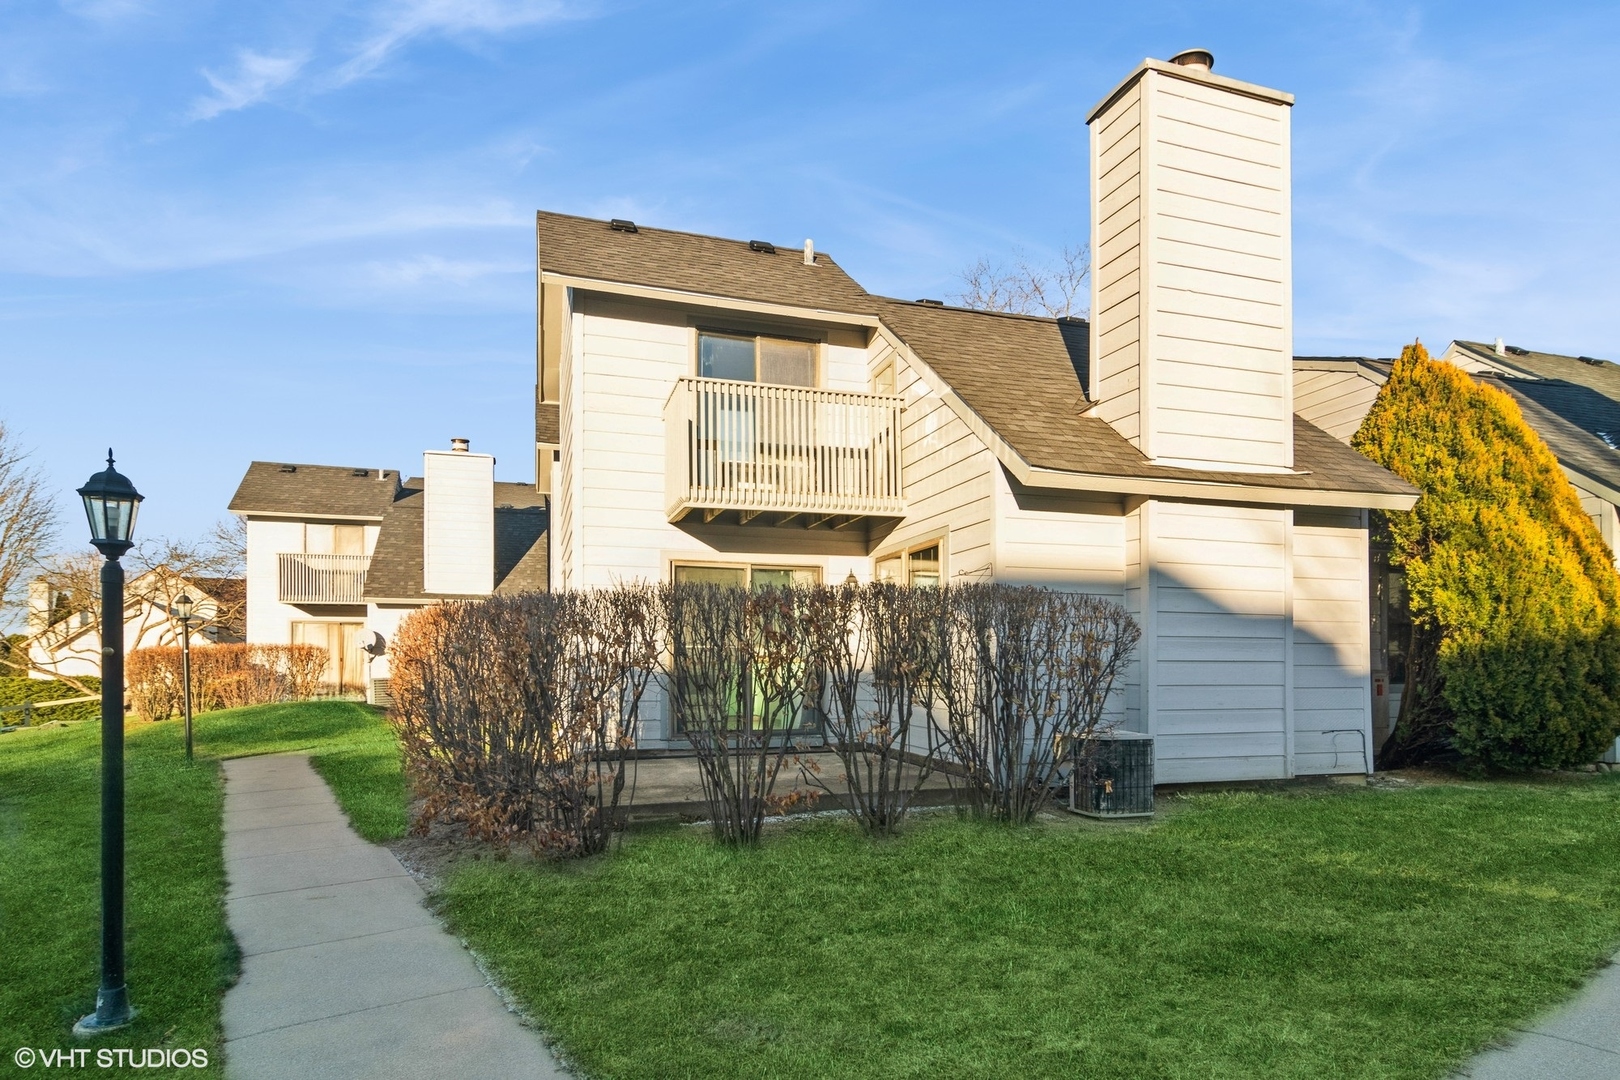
[220,755,566,1080]
[1453,958,1620,1079]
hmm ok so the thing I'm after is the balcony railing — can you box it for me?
[665,377,905,522]
[277,553,370,604]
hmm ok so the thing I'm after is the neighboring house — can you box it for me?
[23,568,241,680]
[1294,341,1620,756]
[229,50,1425,783]
[227,458,547,702]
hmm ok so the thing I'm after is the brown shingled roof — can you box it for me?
[536,211,876,314]
[364,480,547,601]
[877,297,1417,498]
[228,462,402,519]
[534,212,1413,503]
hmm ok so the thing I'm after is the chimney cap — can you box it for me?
[1168,48,1214,72]
[450,438,470,452]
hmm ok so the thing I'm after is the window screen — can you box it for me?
[758,339,815,387]
[699,334,756,382]
[673,564,748,587]
[697,331,816,387]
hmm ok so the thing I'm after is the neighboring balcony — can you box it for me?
[665,377,905,526]
[277,553,370,604]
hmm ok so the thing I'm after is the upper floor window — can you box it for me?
[698,332,816,388]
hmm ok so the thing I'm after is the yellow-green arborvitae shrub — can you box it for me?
[1353,342,1620,770]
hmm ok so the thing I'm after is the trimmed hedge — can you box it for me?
[0,676,102,725]
[1354,342,1620,769]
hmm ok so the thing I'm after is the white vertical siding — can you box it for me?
[1088,66,1294,472]
[245,518,313,645]
[1291,509,1373,775]
[1149,501,1290,782]
[1293,368,1382,443]
[422,450,494,595]
[555,288,580,590]
[1142,73,1292,470]
[875,343,997,578]
[1090,80,1144,447]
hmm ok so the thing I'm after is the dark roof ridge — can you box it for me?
[874,295,1088,326]
[537,210,829,265]
[248,460,397,476]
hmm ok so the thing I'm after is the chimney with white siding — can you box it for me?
[423,439,495,594]
[1087,51,1296,471]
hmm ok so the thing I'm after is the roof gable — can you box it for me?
[229,462,402,519]
[537,211,875,315]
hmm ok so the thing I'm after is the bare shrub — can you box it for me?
[800,582,948,836]
[274,644,330,699]
[125,642,330,718]
[126,647,181,720]
[389,588,660,856]
[932,585,1139,822]
[660,583,818,845]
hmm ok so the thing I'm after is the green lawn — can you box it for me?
[438,776,1620,1080]
[5,700,1620,1080]
[0,700,401,1077]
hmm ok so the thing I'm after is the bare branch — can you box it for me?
[0,421,58,623]
[951,244,1091,319]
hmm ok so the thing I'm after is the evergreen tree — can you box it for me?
[1353,343,1620,769]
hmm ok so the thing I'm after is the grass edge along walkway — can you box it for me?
[0,700,403,1078]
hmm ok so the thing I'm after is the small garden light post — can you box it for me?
[73,451,142,1037]
[172,594,195,760]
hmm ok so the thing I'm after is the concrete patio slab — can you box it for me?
[220,755,565,1079]
[1454,958,1620,1079]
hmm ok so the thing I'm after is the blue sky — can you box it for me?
[3,0,1618,555]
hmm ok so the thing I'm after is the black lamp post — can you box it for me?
[73,451,142,1037]
[171,594,195,761]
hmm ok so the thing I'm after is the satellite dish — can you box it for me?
[360,630,386,658]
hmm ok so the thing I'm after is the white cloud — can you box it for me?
[365,253,526,287]
[332,0,570,86]
[190,49,308,121]
[57,0,147,23]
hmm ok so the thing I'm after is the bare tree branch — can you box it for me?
[951,244,1091,319]
[0,420,58,625]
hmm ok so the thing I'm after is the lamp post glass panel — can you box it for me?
[172,594,195,761]
[73,451,142,1036]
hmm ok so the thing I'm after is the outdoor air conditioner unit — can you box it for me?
[368,678,393,710]
[1069,730,1154,818]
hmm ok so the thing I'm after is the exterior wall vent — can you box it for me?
[1069,731,1155,818]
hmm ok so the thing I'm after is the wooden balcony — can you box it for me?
[277,553,370,605]
[665,378,905,526]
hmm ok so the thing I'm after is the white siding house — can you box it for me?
[230,50,1424,782]
[529,50,1419,774]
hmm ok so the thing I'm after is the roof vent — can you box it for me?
[450,437,470,452]
[748,240,776,254]
[279,464,296,473]
[1168,48,1214,72]
[915,298,944,306]
[609,218,638,233]
[351,468,369,477]
[1494,336,1506,356]
[1506,345,1530,356]
[803,239,815,266]
[1579,355,1606,366]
